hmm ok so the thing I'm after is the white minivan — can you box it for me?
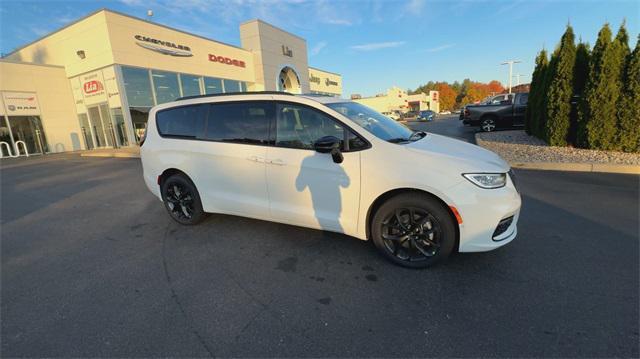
[141,92,521,268]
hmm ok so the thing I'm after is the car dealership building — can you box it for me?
[0,9,342,156]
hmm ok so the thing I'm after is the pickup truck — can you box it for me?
[462,93,529,132]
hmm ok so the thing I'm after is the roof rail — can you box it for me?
[176,91,294,101]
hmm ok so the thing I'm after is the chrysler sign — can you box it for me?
[134,35,193,57]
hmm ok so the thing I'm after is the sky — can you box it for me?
[0,0,638,97]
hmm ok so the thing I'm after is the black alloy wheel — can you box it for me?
[161,174,206,225]
[371,193,456,268]
[381,207,442,261]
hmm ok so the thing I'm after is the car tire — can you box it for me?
[161,173,207,225]
[481,117,497,132]
[371,193,456,268]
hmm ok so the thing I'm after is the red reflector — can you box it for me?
[449,206,463,224]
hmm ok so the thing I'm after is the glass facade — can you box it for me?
[7,116,48,155]
[122,66,154,107]
[204,77,224,94]
[223,79,241,93]
[152,70,180,104]
[180,74,201,97]
[120,65,248,145]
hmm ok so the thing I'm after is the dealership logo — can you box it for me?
[325,78,338,86]
[83,80,104,94]
[282,45,293,57]
[309,75,321,84]
[7,105,15,111]
[134,35,193,57]
[208,54,245,68]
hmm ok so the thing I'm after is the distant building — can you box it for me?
[352,86,439,114]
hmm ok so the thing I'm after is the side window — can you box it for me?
[156,104,205,138]
[276,103,346,150]
[205,101,273,145]
[518,94,529,105]
[346,130,368,151]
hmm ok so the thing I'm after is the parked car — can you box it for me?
[402,110,419,120]
[440,110,451,115]
[462,93,529,132]
[382,110,401,121]
[141,92,521,268]
[418,110,436,121]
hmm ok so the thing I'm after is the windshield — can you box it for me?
[326,102,414,142]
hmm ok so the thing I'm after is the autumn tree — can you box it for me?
[618,35,640,152]
[434,82,457,111]
[526,49,548,136]
[545,25,576,146]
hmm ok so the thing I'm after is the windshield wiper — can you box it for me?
[410,131,427,141]
[387,137,411,143]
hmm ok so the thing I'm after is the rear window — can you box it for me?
[205,101,273,145]
[156,104,205,138]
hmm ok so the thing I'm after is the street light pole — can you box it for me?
[501,60,521,93]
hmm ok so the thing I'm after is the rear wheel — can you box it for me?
[161,174,206,225]
[481,117,497,132]
[371,193,456,268]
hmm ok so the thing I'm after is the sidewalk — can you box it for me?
[80,147,140,158]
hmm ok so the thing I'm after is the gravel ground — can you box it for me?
[476,130,640,165]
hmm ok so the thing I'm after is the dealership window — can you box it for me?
[110,108,129,146]
[204,77,223,94]
[122,66,154,107]
[223,79,241,93]
[8,116,48,155]
[78,113,94,150]
[180,74,202,97]
[130,107,150,143]
[0,117,13,156]
[240,82,248,92]
[152,70,180,104]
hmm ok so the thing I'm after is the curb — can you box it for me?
[80,152,140,159]
[510,162,640,174]
[475,134,640,175]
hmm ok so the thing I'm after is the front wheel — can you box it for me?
[481,117,496,132]
[371,193,456,268]
[161,173,206,225]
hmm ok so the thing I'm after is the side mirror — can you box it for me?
[314,136,344,164]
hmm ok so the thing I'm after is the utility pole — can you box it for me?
[513,73,524,86]
[501,60,521,93]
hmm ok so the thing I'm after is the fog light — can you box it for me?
[492,216,514,240]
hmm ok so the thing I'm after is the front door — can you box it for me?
[87,104,115,148]
[512,93,528,126]
[265,103,361,235]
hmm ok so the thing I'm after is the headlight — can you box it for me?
[463,173,507,189]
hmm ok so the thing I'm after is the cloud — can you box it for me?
[404,0,426,15]
[310,41,327,56]
[424,43,455,52]
[350,41,406,51]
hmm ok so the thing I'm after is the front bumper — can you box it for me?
[449,174,522,252]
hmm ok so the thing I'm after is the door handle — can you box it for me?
[269,159,286,166]
[246,156,267,163]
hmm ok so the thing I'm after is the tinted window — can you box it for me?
[205,102,272,145]
[156,104,205,138]
[518,94,529,105]
[276,103,347,150]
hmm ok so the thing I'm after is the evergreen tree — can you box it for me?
[579,23,624,150]
[618,35,640,152]
[546,26,577,146]
[525,49,548,136]
[570,41,590,145]
[538,50,558,141]
[613,22,632,149]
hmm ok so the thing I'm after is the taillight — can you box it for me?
[463,108,470,117]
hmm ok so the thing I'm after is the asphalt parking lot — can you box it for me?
[2,116,638,357]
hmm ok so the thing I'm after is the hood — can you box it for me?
[405,133,509,173]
